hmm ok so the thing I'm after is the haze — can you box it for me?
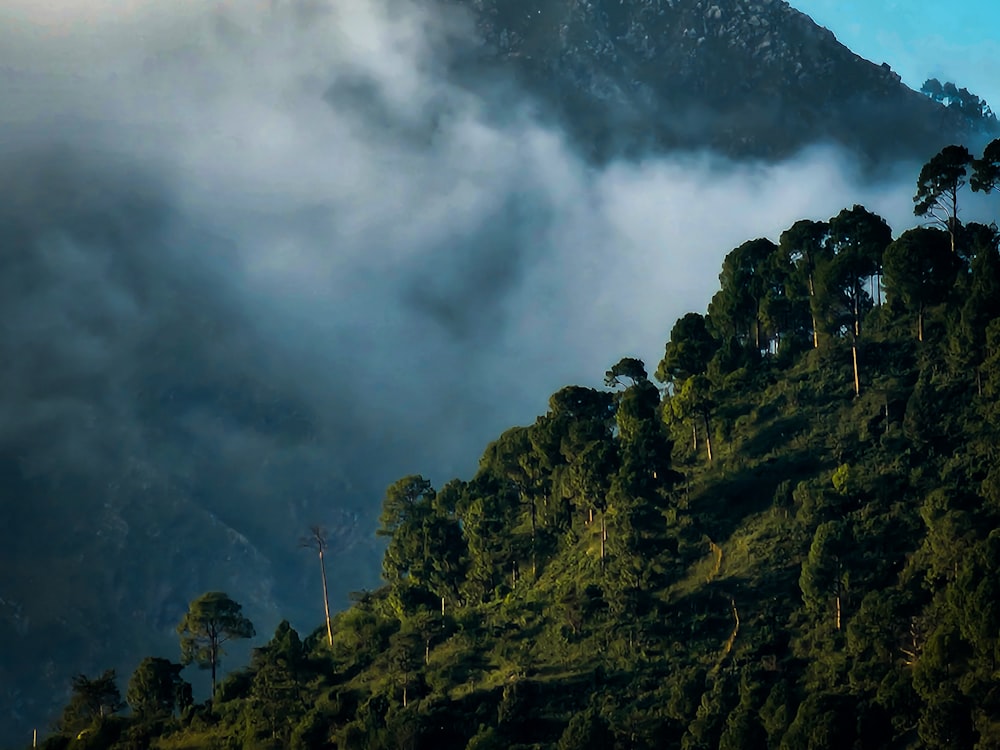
[0,0,971,731]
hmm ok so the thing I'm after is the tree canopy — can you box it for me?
[176,591,255,699]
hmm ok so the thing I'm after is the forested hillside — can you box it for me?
[30,139,1000,750]
[5,0,997,745]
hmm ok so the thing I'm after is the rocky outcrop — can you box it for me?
[456,0,967,161]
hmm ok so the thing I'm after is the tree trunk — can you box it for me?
[319,548,333,648]
[702,413,713,463]
[210,640,218,699]
[526,492,537,579]
[808,273,821,348]
[949,190,958,254]
[852,341,860,397]
[917,305,924,343]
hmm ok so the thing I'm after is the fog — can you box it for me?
[0,0,946,730]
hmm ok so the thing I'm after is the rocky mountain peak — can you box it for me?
[455,0,966,161]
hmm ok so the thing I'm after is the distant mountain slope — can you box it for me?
[456,0,970,160]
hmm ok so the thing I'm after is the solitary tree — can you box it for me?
[300,525,334,647]
[177,591,255,698]
[914,144,974,254]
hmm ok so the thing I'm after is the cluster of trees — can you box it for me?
[34,139,1000,749]
[920,79,998,132]
[41,592,254,747]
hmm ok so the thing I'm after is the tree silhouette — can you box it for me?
[177,591,255,698]
[56,669,124,734]
[914,144,973,253]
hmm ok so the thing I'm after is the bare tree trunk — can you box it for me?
[808,274,820,348]
[703,413,713,463]
[319,547,333,648]
[302,526,334,647]
[525,492,537,579]
[852,341,860,397]
[949,190,958,254]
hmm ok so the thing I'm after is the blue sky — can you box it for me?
[792,0,1000,113]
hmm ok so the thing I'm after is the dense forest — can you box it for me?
[26,138,1000,750]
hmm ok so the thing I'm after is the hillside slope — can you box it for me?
[32,142,1000,750]
[455,0,978,160]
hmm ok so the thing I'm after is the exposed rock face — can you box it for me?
[456,0,965,161]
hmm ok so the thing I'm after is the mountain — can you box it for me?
[455,0,977,160]
[0,0,990,746]
[30,147,1000,750]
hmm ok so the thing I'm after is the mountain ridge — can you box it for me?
[454,0,976,160]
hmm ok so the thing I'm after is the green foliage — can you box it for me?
[556,706,614,750]
[882,227,958,340]
[656,313,717,383]
[126,657,191,720]
[55,669,125,735]
[708,237,777,349]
